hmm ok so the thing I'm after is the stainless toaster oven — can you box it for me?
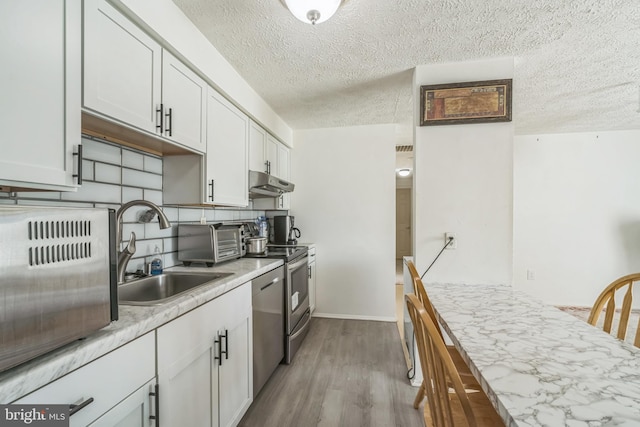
[0,206,117,373]
[178,223,245,267]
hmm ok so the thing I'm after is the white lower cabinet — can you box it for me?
[13,333,156,427]
[88,379,157,427]
[157,283,252,427]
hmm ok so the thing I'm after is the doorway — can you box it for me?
[395,144,413,369]
[396,188,412,262]
[395,144,414,284]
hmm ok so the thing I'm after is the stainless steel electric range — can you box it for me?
[244,245,310,364]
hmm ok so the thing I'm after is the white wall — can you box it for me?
[113,0,293,146]
[413,58,514,284]
[514,129,640,306]
[291,125,397,321]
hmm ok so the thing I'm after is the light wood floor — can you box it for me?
[239,318,424,427]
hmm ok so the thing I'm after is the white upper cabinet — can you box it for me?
[265,135,279,176]
[163,87,250,206]
[205,88,249,206]
[83,0,207,153]
[83,0,161,135]
[249,122,281,176]
[250,126,293,209]
[0,0,80,191]
[249,120,267,173]
[277,143,291,209]
[161,50,207,152]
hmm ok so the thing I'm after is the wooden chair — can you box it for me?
[406,293,504,427]
[588,273,640,347]
[404,260,481,410]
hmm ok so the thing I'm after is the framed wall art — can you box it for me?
[420,79,512,126]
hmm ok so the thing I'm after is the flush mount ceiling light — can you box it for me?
[284,0,342,25]
[397,168,411,177]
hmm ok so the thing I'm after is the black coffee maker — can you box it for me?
[273,215,301,245]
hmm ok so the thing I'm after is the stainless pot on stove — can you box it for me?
[246,236,268,254]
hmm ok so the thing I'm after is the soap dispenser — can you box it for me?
[150,245,163,275]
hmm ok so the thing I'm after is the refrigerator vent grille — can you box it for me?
[27,220,93,266]
[28,220,91,240]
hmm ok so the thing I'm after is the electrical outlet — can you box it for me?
[527,269,535,280]
[445,232,456,249]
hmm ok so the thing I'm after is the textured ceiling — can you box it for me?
[172,0,640,135]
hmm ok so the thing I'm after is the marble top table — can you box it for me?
[425,283,640,426]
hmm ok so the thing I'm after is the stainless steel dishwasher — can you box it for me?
[252,265,285,397]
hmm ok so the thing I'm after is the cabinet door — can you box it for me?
[88,380,156,427]
[205,88,249,206]
[84,0,161,135]
[157,299,222,427]
[218,284,252,427]
[265,135,279,177]
[0,0,80,191]
[249,121,267,173]
[157,283,252,427]
[277,143,291,209]
[162,50,207,153]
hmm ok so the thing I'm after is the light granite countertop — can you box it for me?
[0,257,283,403]
[425,282,640,427]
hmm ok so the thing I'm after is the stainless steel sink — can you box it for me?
[118,272,233,306]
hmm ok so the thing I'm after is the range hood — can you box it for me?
[248,170,295,198]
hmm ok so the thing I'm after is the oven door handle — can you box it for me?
[290,309,311,340]
[287,255,308,272]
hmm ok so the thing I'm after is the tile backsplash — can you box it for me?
[0,135,265,272]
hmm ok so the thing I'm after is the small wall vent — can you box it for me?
[396,145,413,153]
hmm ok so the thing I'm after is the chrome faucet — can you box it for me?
[115,200,171,284]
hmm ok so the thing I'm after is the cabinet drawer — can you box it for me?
[14,333,155,427]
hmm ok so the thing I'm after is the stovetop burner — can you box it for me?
[244,245,308,262]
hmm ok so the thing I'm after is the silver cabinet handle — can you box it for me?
[149,384,160,426]
[156,104,164,134]
[165,107,172,136]
[69,397,94,416]
[72,145,83,185]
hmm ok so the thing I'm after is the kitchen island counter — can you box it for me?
[0,257,283,403]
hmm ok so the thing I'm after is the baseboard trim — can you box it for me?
[312,312,396,322]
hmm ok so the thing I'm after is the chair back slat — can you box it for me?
[588,273,640,348]
[618,285,633,340]
[406,293,478,427]
[604,296,616,333]
[405,260,445,341]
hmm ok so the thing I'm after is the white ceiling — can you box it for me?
[172,0,640,136]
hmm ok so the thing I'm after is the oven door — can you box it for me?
[287,254,309,332]
[214,225,243,262]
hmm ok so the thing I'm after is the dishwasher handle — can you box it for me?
[260,277,279,291]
